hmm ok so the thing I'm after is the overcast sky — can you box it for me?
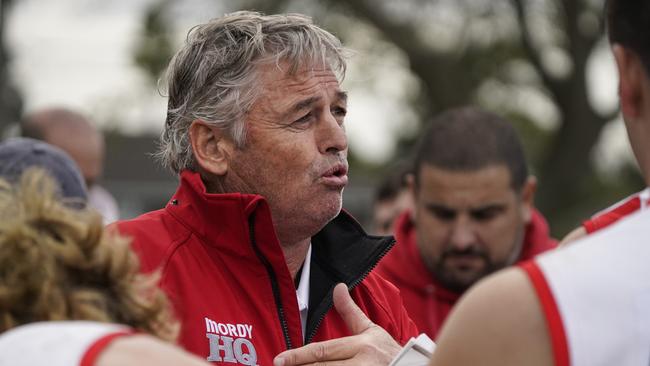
[6,0,419,164]
[5,0,631,168]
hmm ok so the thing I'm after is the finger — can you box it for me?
[273,335,360,366]
[332,283,374,335]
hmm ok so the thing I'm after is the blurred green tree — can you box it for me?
[133,0,174,85]
[239,0,643,235]
[134,0,645,235]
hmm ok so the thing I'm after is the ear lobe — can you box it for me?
[405,173,416,194]
[613,44,644,119]
[406,173,417,220]
[189,120,232,176]
[520,176,537,223]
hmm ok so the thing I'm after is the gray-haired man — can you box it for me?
[115,11,417,366]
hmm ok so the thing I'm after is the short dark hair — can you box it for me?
[413,106,528,191]
[607,0,650,73]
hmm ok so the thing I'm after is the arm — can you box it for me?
[559,226,587,247]
[430,268,553,366]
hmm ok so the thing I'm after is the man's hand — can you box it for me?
[273,283,402,366]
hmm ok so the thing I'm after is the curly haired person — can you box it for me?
[0,169,209,366]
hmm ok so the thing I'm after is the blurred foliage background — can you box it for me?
[0,0,645,236]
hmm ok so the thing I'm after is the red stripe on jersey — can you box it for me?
[520,261,570,366]
[80,330,133,366]
[583,196,641,234]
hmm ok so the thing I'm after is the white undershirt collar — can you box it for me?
[296,244,312,340]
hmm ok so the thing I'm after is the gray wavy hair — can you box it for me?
[157,11,348,174]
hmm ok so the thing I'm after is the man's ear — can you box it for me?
[189,120,233,176]
[520,175,537,224]
[406,173,417,221]
[613,44,645,120]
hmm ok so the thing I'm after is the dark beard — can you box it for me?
[432,247,505,293]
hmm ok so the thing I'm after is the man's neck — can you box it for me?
[199,173,315,281]
[282,238,311,281]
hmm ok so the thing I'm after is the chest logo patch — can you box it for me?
[205,317,257,365]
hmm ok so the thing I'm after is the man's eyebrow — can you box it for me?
[336,91,348,104]
[426,203,455,212]
[470,203,506,213]
[291,96,321,114]
[286,91,348,117]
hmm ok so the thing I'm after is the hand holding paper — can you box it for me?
[389,333,436,366]
[273,283,402,366]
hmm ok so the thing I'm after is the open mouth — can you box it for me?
[324,164,348,177]
[321,164,349,187]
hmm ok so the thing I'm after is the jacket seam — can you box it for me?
[159,229,194,277]
[158,209,197,276]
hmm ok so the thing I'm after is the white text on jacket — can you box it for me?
[205,317,257,365]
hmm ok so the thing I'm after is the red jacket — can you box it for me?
[376,209,557,339]
[115,171,417,365]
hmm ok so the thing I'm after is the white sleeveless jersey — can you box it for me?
[522,208,650,366]
[0,321,132,366]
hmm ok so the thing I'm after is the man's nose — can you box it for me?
[449,217,477,250]
[318,110,347,154]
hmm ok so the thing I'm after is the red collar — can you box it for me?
[164,171,284,262]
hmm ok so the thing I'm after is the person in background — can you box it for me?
[0,169,208,366]
[375,106,557,339]
[114,11,417,366]
[426,1,650,364]
[0,137,87,204]
[22,107,120,224]
[372,161,414,236]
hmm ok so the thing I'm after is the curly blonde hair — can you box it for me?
[0,168,177,341]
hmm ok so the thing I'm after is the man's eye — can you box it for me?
[332,106,347,117]
[293,113,313,124]
[431,208,455,221]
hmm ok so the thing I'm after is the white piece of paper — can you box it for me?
[390,333,436,366]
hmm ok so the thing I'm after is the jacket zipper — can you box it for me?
[304,237,396,343]
[248,214,293,350]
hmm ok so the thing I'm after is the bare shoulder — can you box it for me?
[96,335,209,366]
[430,267,553,366]
[559,226,587,247]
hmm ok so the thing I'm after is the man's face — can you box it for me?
[413,164,531,293]
[224,63,348,244]
[374,190,413,235]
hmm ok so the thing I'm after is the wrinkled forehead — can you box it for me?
[252,62,344,106]
[255,59,341,85]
